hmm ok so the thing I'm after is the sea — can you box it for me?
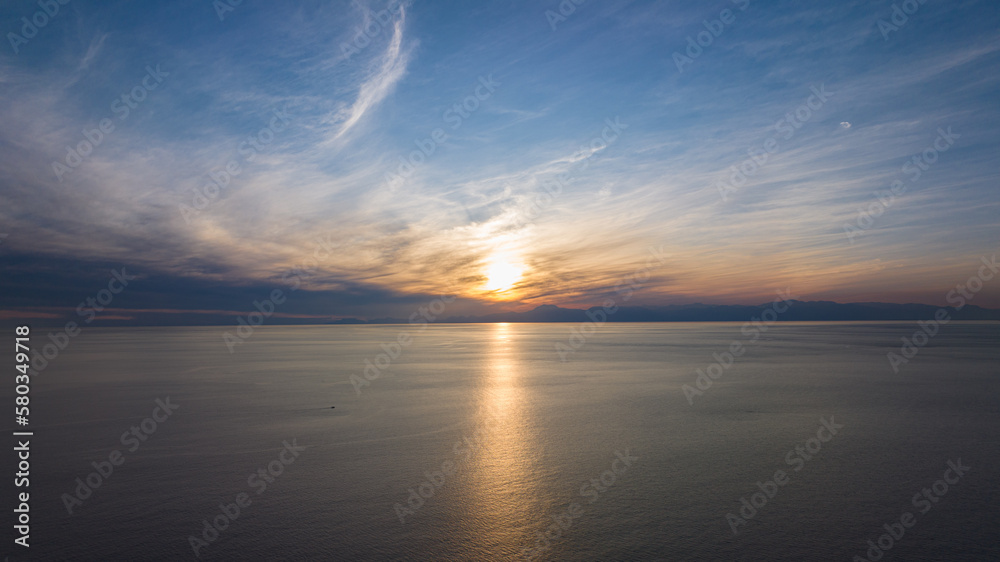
[6,322,999,561]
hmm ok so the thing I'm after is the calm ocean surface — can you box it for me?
[9,322,1000,561]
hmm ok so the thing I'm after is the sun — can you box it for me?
[485,260,523,292]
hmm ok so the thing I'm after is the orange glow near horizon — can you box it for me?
[483,258,524,294]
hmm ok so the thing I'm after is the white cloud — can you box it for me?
[331,6,411,143]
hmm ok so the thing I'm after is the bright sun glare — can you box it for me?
[485,260,523,292]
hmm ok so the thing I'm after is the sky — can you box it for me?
[1,0,999,324]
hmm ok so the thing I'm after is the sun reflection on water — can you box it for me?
[458,322,541,556]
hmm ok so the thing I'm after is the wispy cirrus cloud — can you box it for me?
[77,32,109,71]
[330,5,411,143]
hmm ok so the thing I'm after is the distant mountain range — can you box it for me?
[331,301,1000,324]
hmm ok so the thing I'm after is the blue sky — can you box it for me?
[1,0,998,322]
